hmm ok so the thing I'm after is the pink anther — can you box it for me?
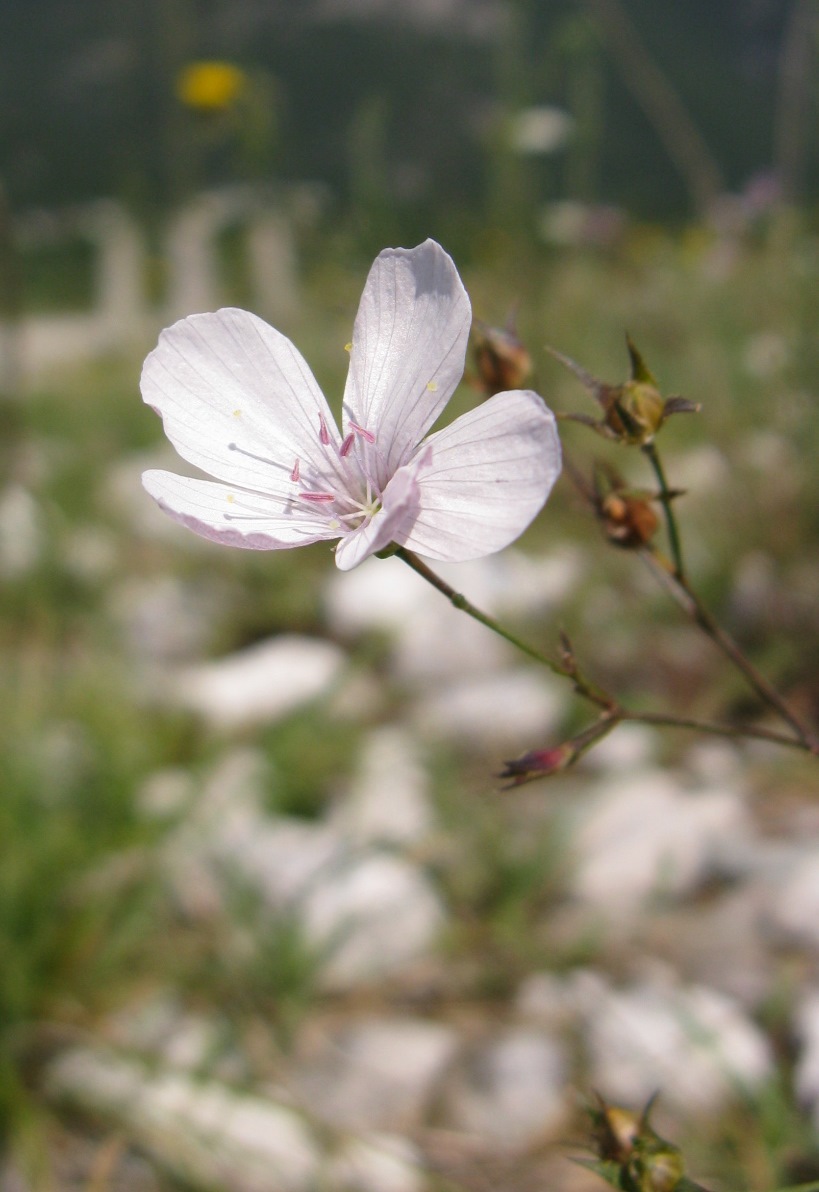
[340,433,356,458]
[349,421,376,444]
[318,413,331,446]
[290,459,301,482]
[299,491,336,503]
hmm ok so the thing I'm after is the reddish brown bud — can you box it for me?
[472,319,533,397]
[499,743,574,786]
[600,490,659,549]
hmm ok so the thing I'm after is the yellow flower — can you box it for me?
[176,61,246,112]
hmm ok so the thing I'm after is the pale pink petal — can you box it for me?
[333,461,422,572]
[142,469,340,551]
[394,391,561,561]
[141,308,342,491]
[342,240,471,485]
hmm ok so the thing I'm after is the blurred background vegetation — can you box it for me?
[0,0,814,230]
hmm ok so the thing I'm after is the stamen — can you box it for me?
[290,459,300,482]
[299,491,336,504]
[349,421,376,444]
[318,413,331,446]
[340,433,355,458]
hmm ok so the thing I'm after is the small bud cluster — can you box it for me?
[583,1096,710,1192]
[549,334,700,446]
[592,463,660,550]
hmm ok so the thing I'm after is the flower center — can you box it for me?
[221,414,384,535]
[293,415,383,531]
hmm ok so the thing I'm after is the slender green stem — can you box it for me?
[640,548,819,753]
[640,439,819,752]
[642,439,685,580]
[395,547,818,757]
[394,548,565,675]
[620,709,811,751]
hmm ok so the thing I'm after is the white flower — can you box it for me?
[141,239,561,571]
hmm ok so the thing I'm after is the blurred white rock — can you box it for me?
[327,1133,424,1192]
[568,768,751,915]
[106,995,226,1074]
[110,574,220,663]
[164,635,346,729]
[324,548,582,684]
[431,548,583,621]
[164,749,444,990]
[0,484,42,577]
[292,1018,457,1131]
[303,852,445,990]
[332,727,433,847]
[47,1048,321,1192]
[514,972,580,1031]
[575,972,773,1111]
[581,723,657,772]
[442,1028,568,1148]
[324,554,426,637]
[326,553,508,681]
[764,848,819,949]
[412,669,562,751]
[794,990,819,1119]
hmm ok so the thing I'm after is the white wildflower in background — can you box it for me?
[141,239,561,571]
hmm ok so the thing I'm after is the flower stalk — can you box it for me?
[395,548,818,763]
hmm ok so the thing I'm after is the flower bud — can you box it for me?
[548,335,699,446]
[585,1097,703,1192]
[591,1101,643,1163]
[603,379,666,446]
[601,489,659,549]
[472,320,533,397]
[499,743,574,786]
[590,463,659,549]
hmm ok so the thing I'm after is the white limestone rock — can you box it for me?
[110,574,220,663]
[303,851,446,990]
[47,1048,321,1192]
[0,484,42,578]
[332,727,433,847]
[763,848,819,950]
[292,1018,458,1132]
[326,1133,424,1192]
[324,548,582,686]
[794,990,819,1122]
[164,635,346,730]
[412,669,562,751]
[163,750,444,990]
[568,768,751,916]
[576,972,773,1112]
[442,1028,568,1148]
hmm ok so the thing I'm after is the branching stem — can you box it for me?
[395,547,817,758]
[640,442,819,754]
